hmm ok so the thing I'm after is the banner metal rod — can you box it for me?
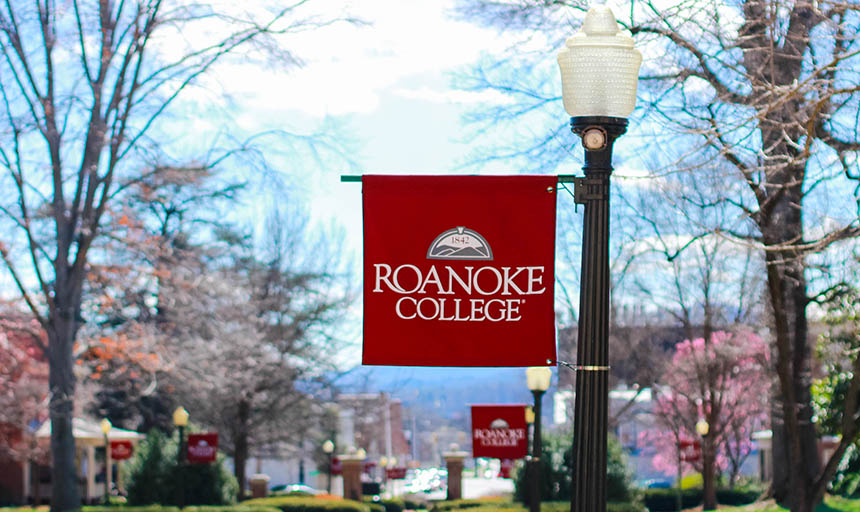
[340,175,577,183]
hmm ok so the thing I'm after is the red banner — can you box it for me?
[362,175,558,367]
[110,440,133,460]
[331,456,342,476]
[386,467,407,480]
[187,433,218,463]
[679,440,701,463]
[471,404,529,459]
[498,459,513,479]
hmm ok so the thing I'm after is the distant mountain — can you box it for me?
[337,366,556,420]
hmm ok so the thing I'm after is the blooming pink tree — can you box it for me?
[645,330,770,503]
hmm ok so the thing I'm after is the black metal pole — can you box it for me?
[327,453,333,494]
[177,425,185,507]
[530,390,545,512]
[103,433,110,505]
[570,116,627,512]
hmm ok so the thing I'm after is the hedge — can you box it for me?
[430,498,510,511]
[83,507,181,512]
[640,487,765,511]
[715,488,763,506]
[640,488,702,511]
[184,507,282,512]
[429,500,644,512]
[242,497,371,512]
[362,499,404,512]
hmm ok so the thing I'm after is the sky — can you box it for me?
[202,0,555,253]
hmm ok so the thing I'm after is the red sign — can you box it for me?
[498,459,513,479]
[679,440,701,462]
[331,456,342,475]
[362,175,558,367]
[110,440,133,460]
[187,433,218,463]
[386,467,407,480]
[471,404,529,459]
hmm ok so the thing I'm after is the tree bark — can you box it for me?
[235,399,250,499]
[48,304,80,511]
[761,184,820,511]
[702,435,717,510]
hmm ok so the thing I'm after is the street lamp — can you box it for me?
[526,366,552,512]
[173,406,189,464]
[100,418,112,504]
[557,6,642,512]
[322,439,335,493]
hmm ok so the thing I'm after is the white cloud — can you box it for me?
[199,0,517,118]
[392,86,515,105]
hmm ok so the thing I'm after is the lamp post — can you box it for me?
[100,418,112,504]
[173,406,189,464]
[322,440,335,494]
[526,367,552,512]
[557,6,642,512]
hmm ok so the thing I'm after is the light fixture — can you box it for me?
[557,6,642,118]
[526,366,552,392]
[696,419,710,436]
[100,418,112,435]
[172,406,189,427]
[322,440,335,454]
[525,406,535,424]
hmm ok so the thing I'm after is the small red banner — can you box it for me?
[471,404,529,459]
[362,175,558,367]
[187,433,218,463]
[679,440,701,463]
[386,467,407,480]
[331,456,342,476]
[110,440,133,460]
[498,459,513,479]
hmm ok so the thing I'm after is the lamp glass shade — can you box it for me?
[173,406,189,427]
[100,418,112,435]
[557,6,642,118]
[356,448,367,459]
[696,419,710,436]
[525,406,535,424]
[322,440,335,454]
[526,366,552,391]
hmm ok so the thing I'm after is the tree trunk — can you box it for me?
[48,308,80,511]
[761,186,820,512]
[235,400,250,499]
[702,435,717,510]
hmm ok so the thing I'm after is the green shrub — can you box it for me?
[431,498,509,511]
[425,502,644,512]
[242,496,370,512]
[82,507,180,512]
[640,488,702,511]
[401,495,427,510]
[124,430,238,505]
[373,499,404,512]
[183,507,281,512]
[715,487,763,506]
[513,433,635,504]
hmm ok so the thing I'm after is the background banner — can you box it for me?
[187,432,218,463]
[110,440,133,460]
[471,404,529,459]
[362,175,557,366]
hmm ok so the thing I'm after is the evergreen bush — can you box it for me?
[125,430,238,505]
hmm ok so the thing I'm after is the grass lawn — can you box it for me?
[692,496,860,511]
